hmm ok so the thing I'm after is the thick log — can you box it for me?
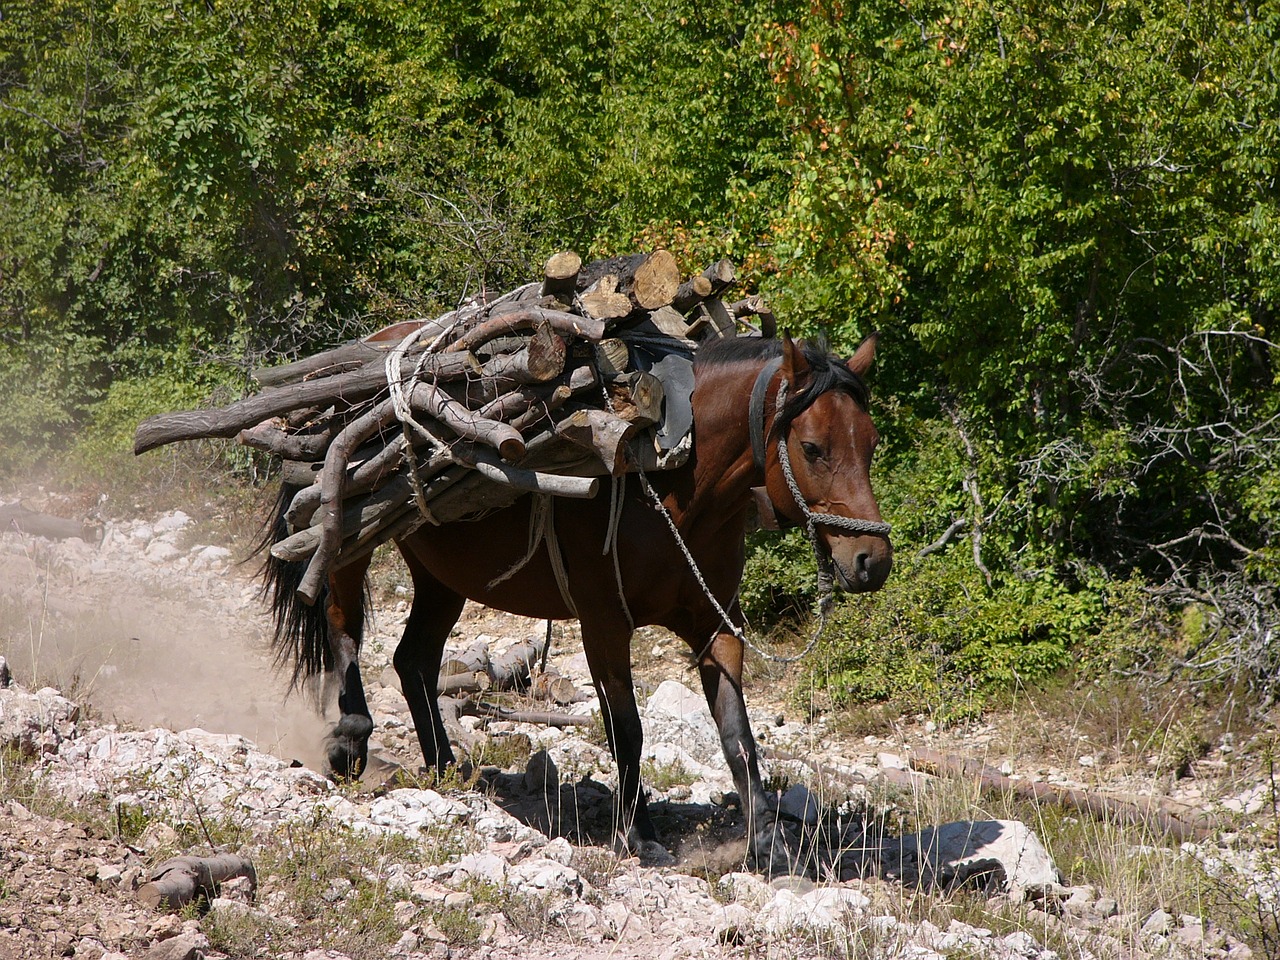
[577,253,647,292]
[541,251,582,300]
[606,371,665,428]
[441,641,490,678]
[579,276,632,321]
[628,250,680,310]
[672,275,713,314]
[134,350,481,455]
[701,258,737,295]
[646,305,693,340]
[554,409,640,476]
[137,854,257,911]
[489,635,550,690]
[0,503,99,543]
[479,324,566,386]
[595,339,629,376]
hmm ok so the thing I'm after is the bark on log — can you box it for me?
[595,339,630,376]
[408,381,527,462]
[137,854,257,911]
[488,635,550,690]
[541,251,582,301]
[441,641,490,678]
[0,504,100,543]
[237,418,338,461]
[448,306,602,353]
[134,350,481,454]
[554,409,641,476]
[452,444,600,499]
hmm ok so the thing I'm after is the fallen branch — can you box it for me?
[137,854,257,911]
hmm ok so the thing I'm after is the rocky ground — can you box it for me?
[1,499,1277,960]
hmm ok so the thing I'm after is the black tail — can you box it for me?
[257,482,332,689]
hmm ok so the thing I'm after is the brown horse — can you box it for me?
[262,334,892,870]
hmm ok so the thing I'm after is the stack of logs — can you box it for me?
[134,250,774,605]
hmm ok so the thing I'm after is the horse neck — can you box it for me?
[672,358,764,527]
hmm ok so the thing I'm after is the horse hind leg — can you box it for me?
[324,560,375,780]
[580,619,662,855]
[392,549,465,774]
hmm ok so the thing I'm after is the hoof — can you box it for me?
[326,714,374,781]
[749,819,807,877]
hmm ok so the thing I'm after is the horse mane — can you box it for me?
[694,336,871,434]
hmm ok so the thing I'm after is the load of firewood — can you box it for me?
[134,250,775,605]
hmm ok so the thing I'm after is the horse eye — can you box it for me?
[800,441,824,461]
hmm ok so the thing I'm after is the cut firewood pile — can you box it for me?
[134,250,775,605]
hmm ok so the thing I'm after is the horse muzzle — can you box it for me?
[829,535,893,593]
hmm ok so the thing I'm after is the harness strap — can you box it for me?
[749,356,784,472]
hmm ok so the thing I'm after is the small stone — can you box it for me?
[145,915,184,941]
[142,934,206,960]
[1093,897,1119,919]
[1142,909,1174,935]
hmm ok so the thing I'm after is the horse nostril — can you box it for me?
[856,552,872,583]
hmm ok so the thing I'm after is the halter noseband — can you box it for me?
[748,355,892,539]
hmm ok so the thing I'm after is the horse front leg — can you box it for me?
[694,624,798,875]
[324,563,374,780]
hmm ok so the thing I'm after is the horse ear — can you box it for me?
[780,335,812,391]
[847,332,880,377]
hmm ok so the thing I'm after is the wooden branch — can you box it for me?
[457,699,594,728]
[488,634,550,690]
[908,748,1222,844]
[408,381,526,462]
[0,503,99,543]
[452,444,600,498]
[448,306,603,353]
[134,350,480,454]
[729,295,777,339]
[918,518,969,558]
[441,640,491,678]
[237,418,338,461]
[137,854,257,911]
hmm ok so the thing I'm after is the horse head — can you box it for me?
[757,335,893,593]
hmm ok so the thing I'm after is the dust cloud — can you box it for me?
[0,538,332,772]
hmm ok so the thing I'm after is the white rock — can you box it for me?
[144,541,182,563]
[453,853,507,886]
[507,859,586,899]
[153,511,192,533]
[644,680,706,721]
[881,820,1062,897]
